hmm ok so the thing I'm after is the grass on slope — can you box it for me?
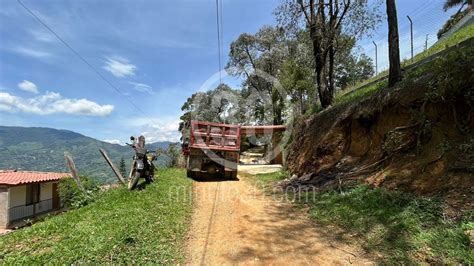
[250,171,474,264]
[334,80,387,106]
[0,168,193,264]
[334,37,473,106]
[410,22,474,64]
[338,23,474,99]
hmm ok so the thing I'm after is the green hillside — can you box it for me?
[0,126,174,184]
[0,168,193,264]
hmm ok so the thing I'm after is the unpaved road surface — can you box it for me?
[186,165,372,265]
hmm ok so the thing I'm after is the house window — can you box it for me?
[26,183,40,205]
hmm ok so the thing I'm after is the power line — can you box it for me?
[369,8,450,52]
[17,0,166,159]
[215,0,222,85]
[371,1,442,42]
[17,0,149,117]
[219,0,224,77]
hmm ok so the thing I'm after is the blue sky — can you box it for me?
[0,0,455,143]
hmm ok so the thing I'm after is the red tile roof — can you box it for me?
[0,170,70,185]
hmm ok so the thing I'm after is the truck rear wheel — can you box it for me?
[224,170,238,180]
[187,170,202,180]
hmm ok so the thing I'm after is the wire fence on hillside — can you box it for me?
[361,0,464,74]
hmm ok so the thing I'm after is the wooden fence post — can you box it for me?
[99,148,126,185]
[64,152,85,192]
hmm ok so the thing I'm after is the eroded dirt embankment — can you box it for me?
[286,50,474,215]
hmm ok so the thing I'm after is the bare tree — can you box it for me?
[275,0,381,108]
[386,0,402,87]
[296,0,351,108]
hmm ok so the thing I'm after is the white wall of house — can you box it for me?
[9,185,26,208]
[7,182,56,225]
[8,182,54,209]
[0,186,8,228]
[40,182,53,201]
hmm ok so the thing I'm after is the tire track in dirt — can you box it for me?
[200,181,221,264]
[186,166,373,265]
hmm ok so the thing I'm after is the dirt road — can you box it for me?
[186,165,372,265]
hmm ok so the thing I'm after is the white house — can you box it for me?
[0,170,70,229]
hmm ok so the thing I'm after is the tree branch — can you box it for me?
[335,0,351,31]
[299,0,312,25]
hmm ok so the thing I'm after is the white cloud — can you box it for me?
[103,56,137,78]
[125,117,180,142]
[0,91,114,116]
[15,47,51,58]
[17,80,39,93]
[129,82,154,94]
[103,139,123,145]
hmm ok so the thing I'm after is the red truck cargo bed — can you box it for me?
[189,121,241,151]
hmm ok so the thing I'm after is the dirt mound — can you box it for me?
[286,48,474,215]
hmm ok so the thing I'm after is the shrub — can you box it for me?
[158,144,184,168]
[58,176,99,208]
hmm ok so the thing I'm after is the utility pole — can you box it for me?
[407,15,414,61]
[372,41,378,75]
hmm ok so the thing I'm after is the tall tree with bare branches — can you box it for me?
[276,0,380,108]
[296,0,351,108]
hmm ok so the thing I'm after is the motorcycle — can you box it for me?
[126,135,157,190]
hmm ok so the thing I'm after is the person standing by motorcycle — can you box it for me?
[128,135,156,190]
[137,135,145,149]
[138,135,155,184]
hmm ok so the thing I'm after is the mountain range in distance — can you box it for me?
[0,126,175,184]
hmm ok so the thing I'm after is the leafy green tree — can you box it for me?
[336,53,374,88]
[119,157,127,178]
[279,59,314,115]
[179,84,242,139]
[180,2,379,129]
[334,35,374,89]
[157,144,182,168]
[279,30,373,115]
[227,26,288,125]
[275,0,381,108]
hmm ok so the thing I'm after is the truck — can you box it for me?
[184,121,240,179]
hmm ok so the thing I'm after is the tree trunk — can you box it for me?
[300,92,305,115]
[386,0,402,87]
[272,96,284,125]
[319,66,332,108]
[310,25,332,108]
[328,45,336,103]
